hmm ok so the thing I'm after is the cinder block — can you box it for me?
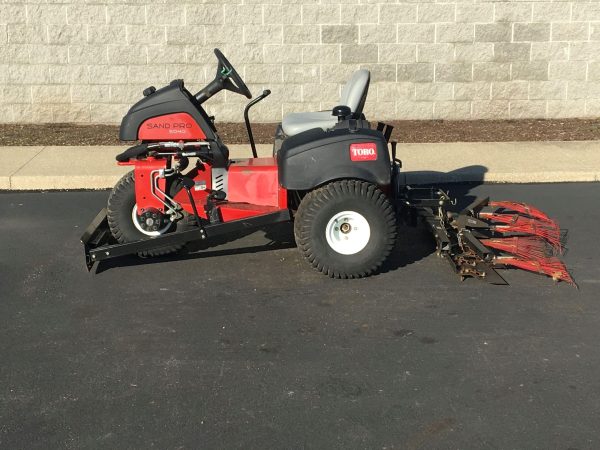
[283,65,318,83]
[303,83,340,103]
[264,45,302,64]
[341,44,379,63]
[186,5,223,25]
[455,43,494,63]
[8,65,48,84]
[509,100,546,119]
[363,101,397,121]
[285,25,319,44]
[0,85,31,104]
[532,3,571,22]
[302,45,340,64]
[454,82,491,100]
[88,26,126,45]
[67,5,106,24]
[0,45,29,64]
[417,4,455,24]
[69,45,108,64]
[570,42,600,61]
[27,4,67,24]
[552,23,589,42]
[89,65,128,85]
[30,45,69,64]
[51,103,90,123]
[456,4,493,23]
[127,65,167,84]
[127,26,166,45]
[377,82,414,101]
[216,44,263,64]
[378,44,416,64]
[106,5,145,25]
[473,62,511,81]
[418,44,454,63]
[585,100,600,117]
[530,42,568,61]
[166,26,205,45]
[48,25,86,44]
[90,103,129,124]
[302,5,341,25]
[321,25,358,44]
[494,3,532,23]
[547,100,585,118]
[435,63,473,82]
[380,4,418,24]
[397,24,435,43]
[32,85,70,103]
[0,5,26,24]
[567,82,600,100]
[433,101,471,119]
[148,45,187,64]
[49,65,89,84]
[340,5,378,25]
[512,61,548,81]
[415,82,453,101]
[529,81,566,100]
[475,24,511,43]
[572,3,600,22]
[491,81,529,100]
[359,25,396,44]
[264,5,301,25]
[472,100,509,119]
[7,24,47,44]
[223,5,262,25]
[12,104,53,123]
[394,101,433,120]
[362,64,396,82]
[397,63,434,82]
[206,25,243,45]
[71,84,110,103]
[514,23,550,43]
[108,45,147,65]
[436,24,474,43]
[321,64,360,83]
[494,43,530,62]
[588,62,600,81]
[243,25,282,45]
[549,61,587,81]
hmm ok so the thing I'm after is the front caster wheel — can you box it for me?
[294,180,397,278]
[107,171,183,257]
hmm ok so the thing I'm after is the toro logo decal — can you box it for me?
[350,142,377,161]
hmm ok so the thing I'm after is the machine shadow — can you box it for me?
[95,165,488,275]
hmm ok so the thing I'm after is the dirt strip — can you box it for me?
[1,119,600,146]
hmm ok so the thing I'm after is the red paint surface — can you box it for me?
[350,142,377,161]
[138,113,206,140]
[227,157,282,208]
[133,158,169,213]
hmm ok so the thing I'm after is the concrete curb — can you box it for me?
[1,141,599,190]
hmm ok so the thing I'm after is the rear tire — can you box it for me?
[107,171,182,257]
[294,180,397,278]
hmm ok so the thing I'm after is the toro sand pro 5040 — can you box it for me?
[82,49,574,286]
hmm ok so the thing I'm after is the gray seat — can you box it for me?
[281,69,371,137]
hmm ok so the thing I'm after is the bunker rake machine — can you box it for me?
[82,49,574,286]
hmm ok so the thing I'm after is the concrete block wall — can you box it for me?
[1,0,600,124]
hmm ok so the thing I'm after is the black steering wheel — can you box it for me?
[214,49,252,99]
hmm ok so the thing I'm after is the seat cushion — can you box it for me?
[282,111,337,137]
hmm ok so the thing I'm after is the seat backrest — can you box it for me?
[339,69,371,115]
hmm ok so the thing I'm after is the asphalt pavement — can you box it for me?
[1,183,599,449]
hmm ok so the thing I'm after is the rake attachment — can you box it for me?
[400,188,575,286]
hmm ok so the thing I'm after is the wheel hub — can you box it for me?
[132,205,172,236]
[325,211,371,255]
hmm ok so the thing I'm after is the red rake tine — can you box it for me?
[488,201,553,223]
[496,256,576,286]
[479,213,563,252]
[481,237,555,261]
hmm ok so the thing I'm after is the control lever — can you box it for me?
[244,89,272,158]
[180,177,206,238]
[205,190,226,224]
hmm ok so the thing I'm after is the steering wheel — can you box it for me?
[214,49,252,99]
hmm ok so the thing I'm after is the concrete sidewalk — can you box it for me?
[1,141,599,190]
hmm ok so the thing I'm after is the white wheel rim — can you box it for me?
[325,211,371,255]
[132,204,172,237]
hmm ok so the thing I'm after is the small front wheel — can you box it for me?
[294,180,397,278]
[107,171,183,257]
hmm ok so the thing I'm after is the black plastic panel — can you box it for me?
[119,80,217,141]
[277,126,391,190]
